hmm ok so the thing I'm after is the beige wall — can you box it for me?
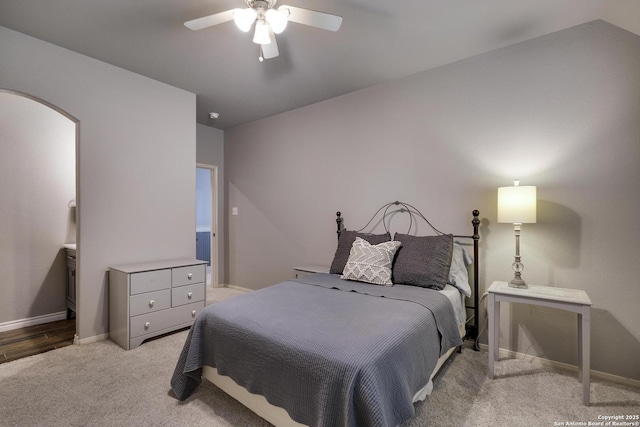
[604,0,640,36]
[224,20,640,381]
[0,26,196,341]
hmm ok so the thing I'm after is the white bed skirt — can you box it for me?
[202,324,464,427]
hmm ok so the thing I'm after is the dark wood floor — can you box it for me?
[0,319,76,364]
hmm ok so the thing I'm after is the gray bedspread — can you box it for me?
[171,273,462,427]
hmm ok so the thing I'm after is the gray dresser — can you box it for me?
[109,259,208,350]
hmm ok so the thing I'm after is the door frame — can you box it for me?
[196,163,219,288]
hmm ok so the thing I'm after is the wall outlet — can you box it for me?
[232,207,238,216]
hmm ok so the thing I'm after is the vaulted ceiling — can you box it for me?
[0,0,637,129]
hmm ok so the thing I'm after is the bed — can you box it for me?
[171,202,480,427]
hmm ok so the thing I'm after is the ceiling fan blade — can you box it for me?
[184,9,235,31]
[261,28,279,59]
[279,5,342,32]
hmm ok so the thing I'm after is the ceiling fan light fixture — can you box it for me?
[233,7,257,32]
[185,2,343,61]
[265,8,288,34]
[253,20,271,44]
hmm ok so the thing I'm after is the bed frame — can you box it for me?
[202,202,481,426]
[335,201,481,351]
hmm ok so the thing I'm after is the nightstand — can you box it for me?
[487,281,593,406]
[293,265,329,279]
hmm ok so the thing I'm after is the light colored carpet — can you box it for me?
[1,289,638,427]
[407,349,640,427]
[206,287,249,305]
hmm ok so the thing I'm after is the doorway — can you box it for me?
[0,89,78,348]
[196,164,218,288]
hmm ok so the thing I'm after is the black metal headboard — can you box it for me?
[335,201,480,351]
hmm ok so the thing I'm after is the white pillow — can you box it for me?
[341,237,402,286]
[448,243,473,297]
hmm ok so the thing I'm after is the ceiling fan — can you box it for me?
[185,0,342,61]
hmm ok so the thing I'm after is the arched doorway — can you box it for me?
[0,89,79,357]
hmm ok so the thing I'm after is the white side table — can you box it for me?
[293,265,329,279]
[487,281,593,406]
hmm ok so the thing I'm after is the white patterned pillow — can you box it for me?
[341,237,402,286]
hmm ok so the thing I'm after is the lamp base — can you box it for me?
[508,276,528,289]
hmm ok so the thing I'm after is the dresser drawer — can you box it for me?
[129,301,204,338]
[172,283,205,307]
[130,269,171,295]
[173,301,205,324]
[172,265,205,287]
[129,289,171,316]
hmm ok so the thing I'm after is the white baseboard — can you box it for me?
[0,311,67,333]
[479,343,640,389]
[75,332,109,345]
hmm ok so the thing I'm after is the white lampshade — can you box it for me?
[498,182,537,224]
[253,20,271,44]
[265,9,288,34]
[233,8,257,32]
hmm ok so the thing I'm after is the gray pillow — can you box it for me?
[329,230,391,274]
[392,233,453,290]
[448,243,473,297]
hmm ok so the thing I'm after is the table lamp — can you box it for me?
[498,181,537,288]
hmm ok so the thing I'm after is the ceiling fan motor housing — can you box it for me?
[247,0,275,11]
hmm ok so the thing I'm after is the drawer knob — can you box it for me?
[145,322,150,329]
[187,292,193,299]
[187,273,193,280]
[191,310,197,317]
[149,300,154,307]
